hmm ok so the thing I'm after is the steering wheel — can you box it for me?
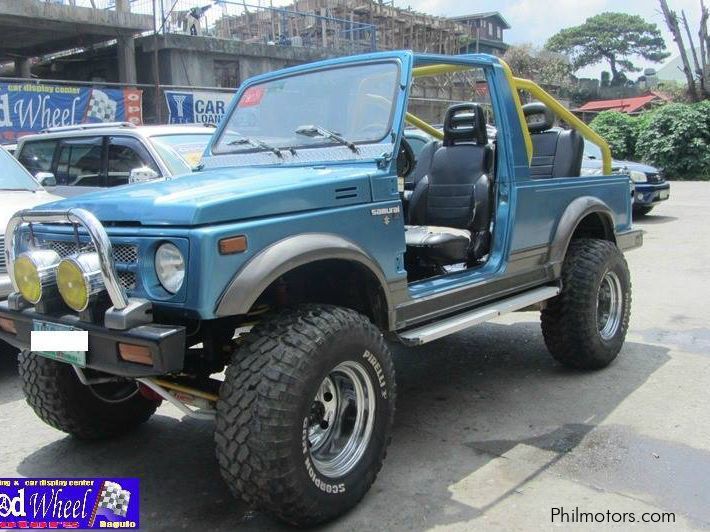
[397,137,415,179]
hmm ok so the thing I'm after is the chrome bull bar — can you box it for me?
[4,208,129,310]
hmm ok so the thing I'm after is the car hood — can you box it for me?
[1,190,62,235]
[583,158,659,174]
[39,165,375,226]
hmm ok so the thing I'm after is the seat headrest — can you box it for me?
[443,103,488,147]
[522,102,555,133]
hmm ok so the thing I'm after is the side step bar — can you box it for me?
[397,286,561,346]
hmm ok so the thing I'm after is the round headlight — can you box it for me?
[629,170,647,183]
[13,250,60,304]
[155,243,185,294]
[56,252,104,312]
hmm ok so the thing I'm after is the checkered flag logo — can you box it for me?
[86,89,117,122]
[97,481,131,517]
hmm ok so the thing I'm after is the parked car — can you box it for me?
[0,145,61,355]
[0,52,641,526]
[14,123,215,197]
[581,140,670,216]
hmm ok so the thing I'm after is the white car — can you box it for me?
[14,123,215,197]
[0,147,62,300]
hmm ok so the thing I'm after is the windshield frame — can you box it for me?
[211,59,402,157]
[0,146,41,192]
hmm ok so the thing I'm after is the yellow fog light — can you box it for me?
[57,252,105,312]
[13,250,61,304]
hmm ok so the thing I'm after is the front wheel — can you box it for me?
[18,351,160,439]
[541,239,631,369]
[214,305,396,527]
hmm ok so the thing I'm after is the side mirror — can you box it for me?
[129,166,160,184]
[35,172,56,187]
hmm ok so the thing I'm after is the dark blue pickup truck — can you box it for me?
[582,140,670,215]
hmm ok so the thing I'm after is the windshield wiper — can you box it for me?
[295,125,359,154]
[227,137,284,158]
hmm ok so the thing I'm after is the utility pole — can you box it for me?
[153,0,162,123]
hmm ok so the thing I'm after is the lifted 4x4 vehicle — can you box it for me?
[1,52,641,527]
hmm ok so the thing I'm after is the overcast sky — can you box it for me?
[398,0,702,78]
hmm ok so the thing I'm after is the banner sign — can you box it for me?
[165,89,234,125]
[0,82,143,144]
[0,477,140,529]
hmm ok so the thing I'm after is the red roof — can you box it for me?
[576,93,667,114]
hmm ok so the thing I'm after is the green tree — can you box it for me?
[546,12,670,85]
[589,111,639,160]
[635,102,710,179]
[503,44,571,86]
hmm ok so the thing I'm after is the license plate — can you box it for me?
[659,189,670,200]
[32,320,87,367]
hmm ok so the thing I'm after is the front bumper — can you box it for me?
[634,182,670,206]
[0,301,185,377]
[0,273,12,299]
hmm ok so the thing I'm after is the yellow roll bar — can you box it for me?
[405,112,443,140]
[409,61,613,174]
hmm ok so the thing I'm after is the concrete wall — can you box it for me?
[136,34,332,87]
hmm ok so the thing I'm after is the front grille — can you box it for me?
[0,237,5,273]
[118,271,137,290]
[39,238,139,292]
[646,172,664,184]
[43,240,138,265]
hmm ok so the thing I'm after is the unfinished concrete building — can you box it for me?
[214,0,509,56]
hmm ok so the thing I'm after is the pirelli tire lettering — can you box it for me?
[363,349,388,399]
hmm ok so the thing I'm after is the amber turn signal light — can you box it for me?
[118,343,153,366]
[0,317,16,335]
[219,235,248,255]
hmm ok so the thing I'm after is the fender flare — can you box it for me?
[215,232,393,319]
[548,196,616,274]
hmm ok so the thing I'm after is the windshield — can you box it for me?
[0,147,40,191]
[150,134,213,174]
[584,140,603,160]
[213,61,400,155]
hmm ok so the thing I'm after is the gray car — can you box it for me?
[14,123,215,197]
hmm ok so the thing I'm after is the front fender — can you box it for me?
[214,232,392,318]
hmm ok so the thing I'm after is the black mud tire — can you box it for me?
[214,305,396,527]
[541,238,631,370]
[633,205,654,217]
[18,350,160,439]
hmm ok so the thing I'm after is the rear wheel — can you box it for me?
[215,304,395,527]
[541,239,631,369]
[18,351,160,439]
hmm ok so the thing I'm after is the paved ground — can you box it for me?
[1,182,708,531]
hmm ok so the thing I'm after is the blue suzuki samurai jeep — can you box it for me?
[1,52,641,526]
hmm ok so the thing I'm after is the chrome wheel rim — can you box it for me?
[597,271,623,340]
[307,360,376,478]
